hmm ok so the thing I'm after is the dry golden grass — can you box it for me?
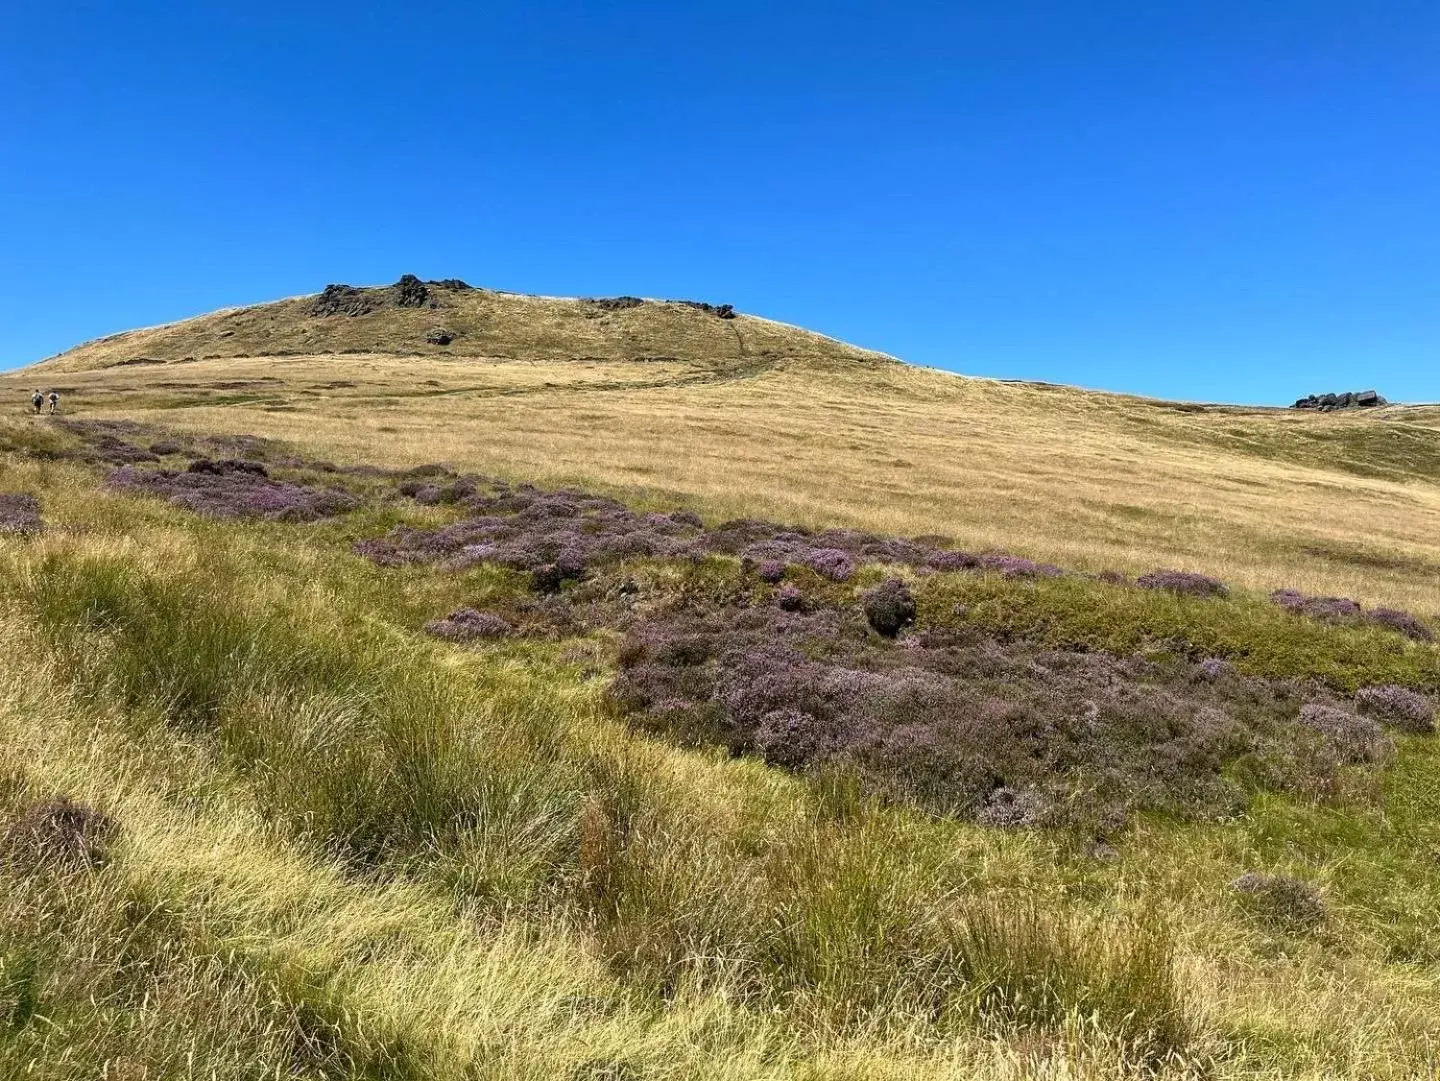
[12,281,1440,612]
[3,366,1440,1077]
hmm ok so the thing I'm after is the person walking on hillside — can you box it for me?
[30,390,43,415]
[47,391,60,415]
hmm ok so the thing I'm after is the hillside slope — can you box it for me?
[4,284,1440,1079]
[13,278,1440,614]
[31,276,895,377]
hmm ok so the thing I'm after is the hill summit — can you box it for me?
[33,275,897,376]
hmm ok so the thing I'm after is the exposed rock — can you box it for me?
[587,296,646,311]
[311,284,376,317]
[427,278,472,291]
[393,274,430,308]
[426,328,455,346]
[1292,390,1386,411]
[674,300,737,319]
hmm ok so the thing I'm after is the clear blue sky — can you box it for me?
[2,2,1436,403]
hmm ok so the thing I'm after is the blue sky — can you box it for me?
[1,2,1436,403]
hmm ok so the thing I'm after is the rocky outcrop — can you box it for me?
[311,284,376,317]
[675,300,736,319]
[586,296,646,311]
[393,274,430,308]
[1292,390,1386,411]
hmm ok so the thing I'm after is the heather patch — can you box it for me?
[755,559,786,583]
[1355,684,1435,733]
[423,607,513,641]
[608,598,1364,824]
[1269,588,1433,643]
[1198,658,1235,681]
[1367,607,1434,642]
[0,493,43,535]
[371,476,1065,592]
[361,484,706,576]
[1136,570,1229,598]
[1270,589,1363,622]
[55,418,160,465]
[1296,703,1392,764]
[107,464,361,522]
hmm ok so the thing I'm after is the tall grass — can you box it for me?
[0,523,1201,1066]
[0,460,1437,1078]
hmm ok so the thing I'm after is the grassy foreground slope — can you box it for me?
[14,279,1440,613]
[0,428,1438,1080]
[2,283,1439,1078]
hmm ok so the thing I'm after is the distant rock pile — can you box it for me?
[587,296,646,311]
[583,296,738,318]
[393,273,429,308]
[676,300,736,319]
[1291,390,1386,411]
[311,284,376,317]
[311,274,450,317]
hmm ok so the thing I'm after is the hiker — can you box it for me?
[47,391,59,415]
[30,390,42,414]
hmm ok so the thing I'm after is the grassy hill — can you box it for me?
[14,276,1440,614]
[2,280,1440,1079]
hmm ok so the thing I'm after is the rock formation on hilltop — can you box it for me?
[1292,390,1386,411]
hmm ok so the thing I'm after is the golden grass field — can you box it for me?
[13,281,1440,610]
[2,283,1439,1079]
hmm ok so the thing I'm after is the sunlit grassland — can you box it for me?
[1,453,1438,1078]
[11,340,1440,617]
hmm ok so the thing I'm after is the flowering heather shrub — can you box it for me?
[801,548,855,582]
[148,440,183,456]
[1232,873,1326,932]
[978,554,1064,579]
[756,559,787,583]
[1296,703,1391,763]
[863,578,916,638]
[1197,658,1235,682]
[1269,589,1362,622]
[367,470,1084,596]
[2,796,117,871]
[1355,684,1435,733]
[186,457,267,477]
[423,607,513,641]
[107,466,361,522]
[0,493,43,535]
[776,585,805,612]
[1136,570,1228,598]
[606,596,1350,824]
[1366,607,1434,642]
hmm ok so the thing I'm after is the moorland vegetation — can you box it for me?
[2,283,1440,1078]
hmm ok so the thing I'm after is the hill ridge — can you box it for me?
[29,276,902,378]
